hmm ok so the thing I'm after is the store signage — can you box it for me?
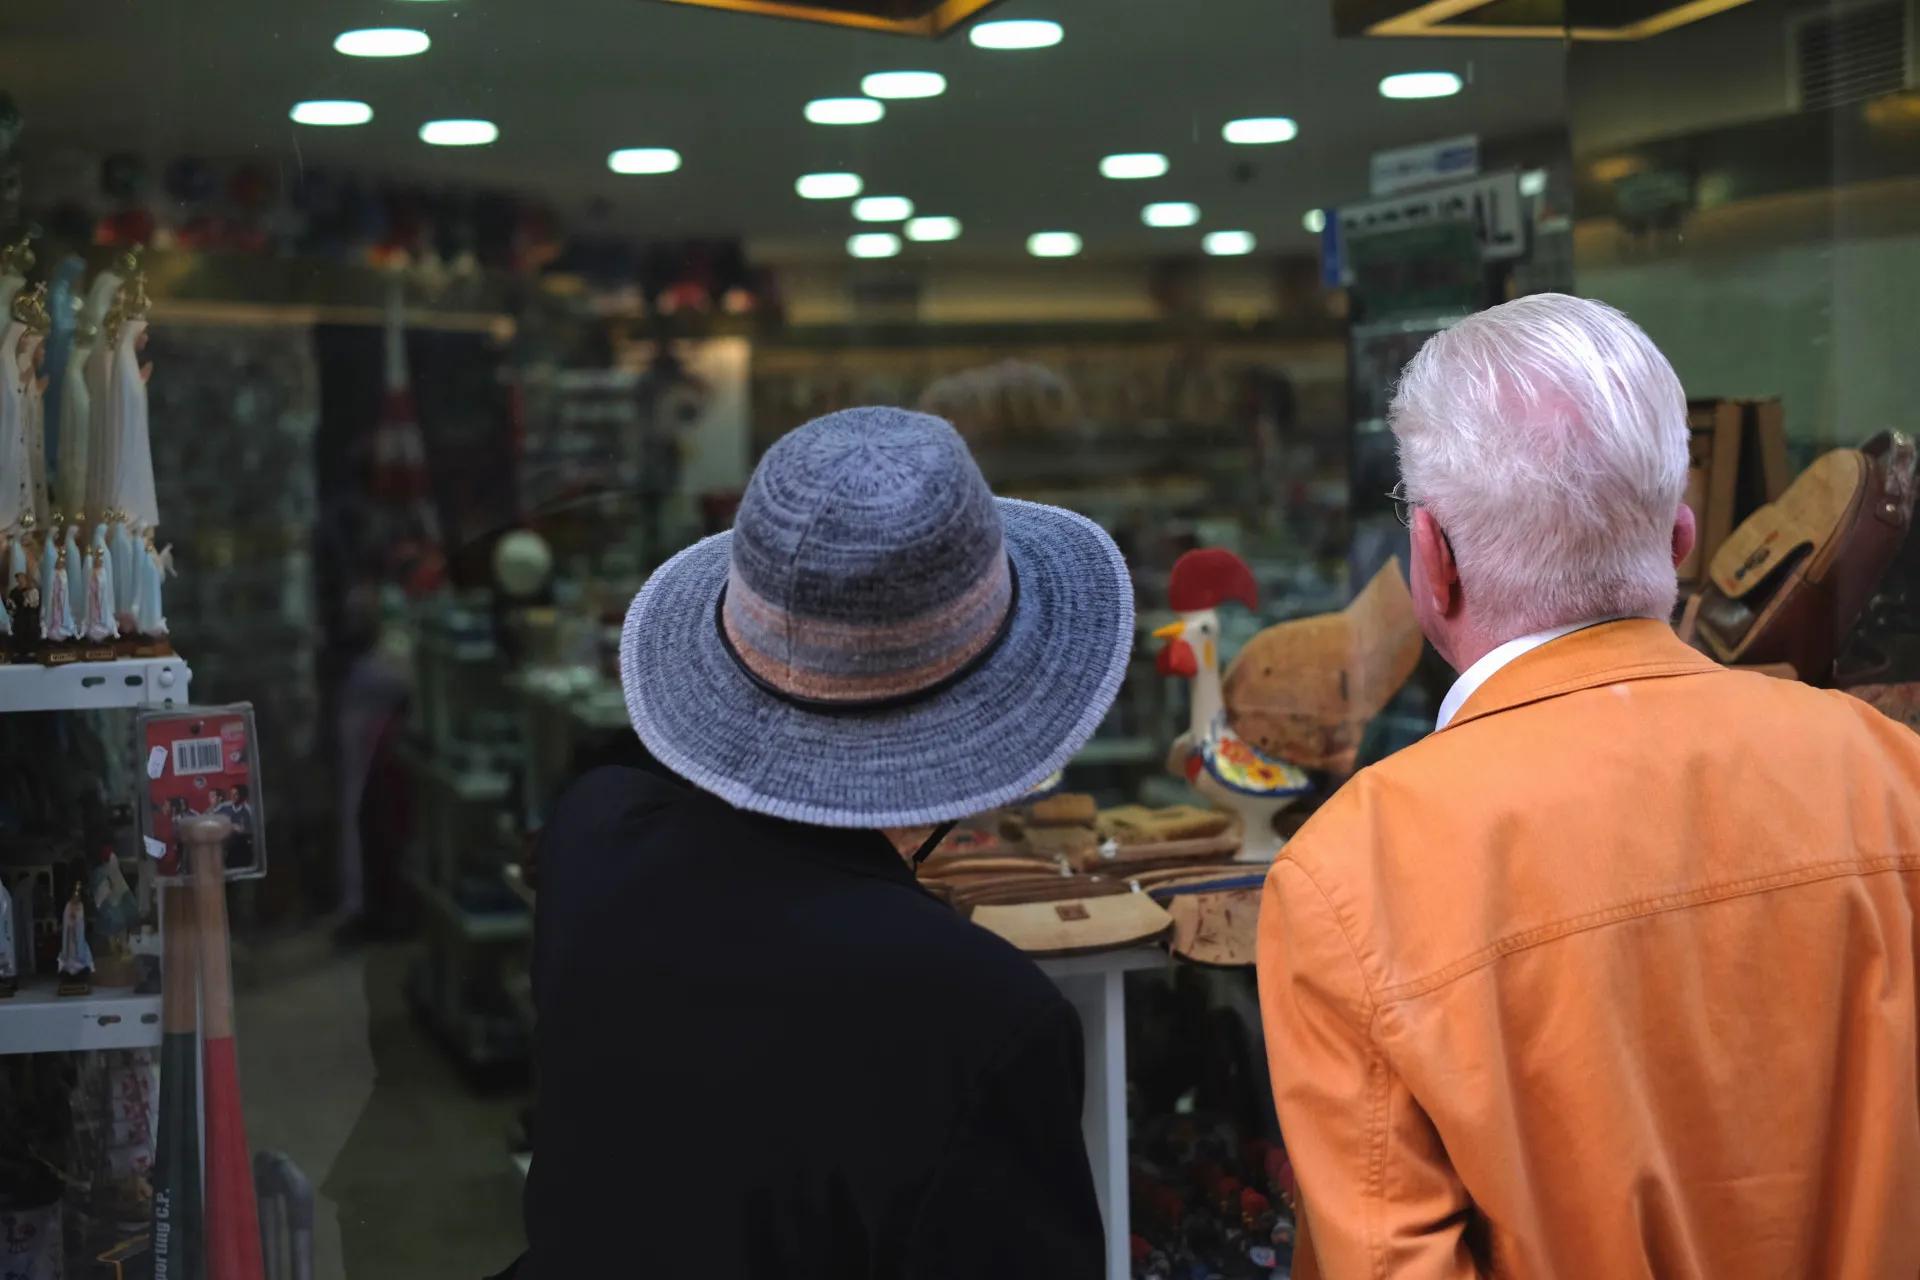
[651,0,1002,36]
[1332,0,1754,40]
[1370,136,1479,197]
[1337,170,1526,262]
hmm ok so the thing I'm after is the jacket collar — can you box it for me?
[1443,618,1721,732]
[680,781,929,892]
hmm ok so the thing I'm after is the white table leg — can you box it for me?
[1052,966,1131,1280]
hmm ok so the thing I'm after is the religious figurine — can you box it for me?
[81,249,132,595]
[81,519,117,658]
[0,877,15,997]
[99,268,157,644]
[88,850,140,986]
[134,527,169,652]
[57,879,94,996]
[5,539,37,662]
[0,239,34,610]
[39,522,77,662]
[14,282,50,534]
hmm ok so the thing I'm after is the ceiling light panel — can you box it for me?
[853,196,914,222]
[848,233,902,258]
[806,97,885,125]
[905,216,961,241]
[419,119,497,146]
[862,71,946,99]
[1100,153,1168,180]
[1379,71,1463,99]
[969,20,1063,48]
[334,28,430,57]
[796,173,863,199]
[1204,230,1257,256]
[1223,117,1298,144]
[1027,231,1082,257]
[290,101,373,126]
[608,148,682,174]
[1142,202,1200,227]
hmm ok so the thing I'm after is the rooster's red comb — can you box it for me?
[1168,548,1257,613]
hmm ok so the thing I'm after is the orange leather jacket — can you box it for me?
[1258,620,1920,1279]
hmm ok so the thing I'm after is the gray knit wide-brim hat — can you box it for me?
[620,406,1135,829]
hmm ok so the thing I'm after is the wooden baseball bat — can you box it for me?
[151,883,203,1280]
[182,815,265,1280]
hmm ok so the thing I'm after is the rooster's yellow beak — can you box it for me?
[1151,622,1185,641]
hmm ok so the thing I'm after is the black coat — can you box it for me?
[501,758,1105,1279]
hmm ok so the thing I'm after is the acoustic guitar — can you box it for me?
[1694,430,1917,683]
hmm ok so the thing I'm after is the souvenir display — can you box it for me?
[57,879,95,995]
[1694,430,1918,684]
[141,704,267,884]
[1223,555,1424,771]
[1158,552,1423,862]
[88,849,141,985]
[1149,871,1268,968]
[967,892,1175,957]
[1155,550,1312,863]
[99,268,168,654]
[0,240,35,658]
[1130,1115,1298,1280]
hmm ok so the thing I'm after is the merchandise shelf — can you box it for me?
[0,979,164,1056]
[0,656,193,713]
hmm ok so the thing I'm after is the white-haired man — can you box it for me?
[1257,293,1920,1280]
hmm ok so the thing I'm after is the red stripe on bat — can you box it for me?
[201,1036,265,1280]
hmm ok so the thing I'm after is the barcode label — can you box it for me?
[173,738,225,776]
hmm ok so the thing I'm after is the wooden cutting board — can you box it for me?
[968,892,1174,956]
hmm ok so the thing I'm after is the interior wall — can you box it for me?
[1570,0,1920,448]
[1566,0,1802,153]
[1580,221,1920,447]
[765,256,1293,326]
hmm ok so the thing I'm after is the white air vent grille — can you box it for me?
[1795,0,1911,111]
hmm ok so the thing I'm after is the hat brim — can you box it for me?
[620,498,1136,829]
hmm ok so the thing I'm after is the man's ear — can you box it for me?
[1671,502,1697,569]
[1413,506,1458,617]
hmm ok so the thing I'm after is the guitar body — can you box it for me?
[1695,432,1917,683]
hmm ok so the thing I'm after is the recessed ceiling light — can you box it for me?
[853,196,914,222]
[1302,208,1327,234]
[970,19,1063,49]
[419,119,497,147]
[1100,153,1168,180]
[608,148,682,175]
[905,216,961,242]
[862,71,946,99]
[1027,231,1082,258]
[1203,230,1257,256]
[1223,117,1298,145]
[290,100,373,126]
[806,97,885,126]
[1142,202,1200,228]
[796,172,863,200]
[1380,71,1463,100]
[848,233,902,259]
[334,28,430,57]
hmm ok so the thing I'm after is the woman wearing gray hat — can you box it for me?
[496,407,1136,1279]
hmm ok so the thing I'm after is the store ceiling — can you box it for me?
[2,0,1565,258]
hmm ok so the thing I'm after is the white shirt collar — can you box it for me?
[1435,619,1619,731]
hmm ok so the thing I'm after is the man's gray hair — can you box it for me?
[1391,293,1690,639]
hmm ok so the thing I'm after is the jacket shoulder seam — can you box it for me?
[1375,853,1920,1004]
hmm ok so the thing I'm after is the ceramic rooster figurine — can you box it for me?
[1155,549,1311,863]
[1156,549,1427,863]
